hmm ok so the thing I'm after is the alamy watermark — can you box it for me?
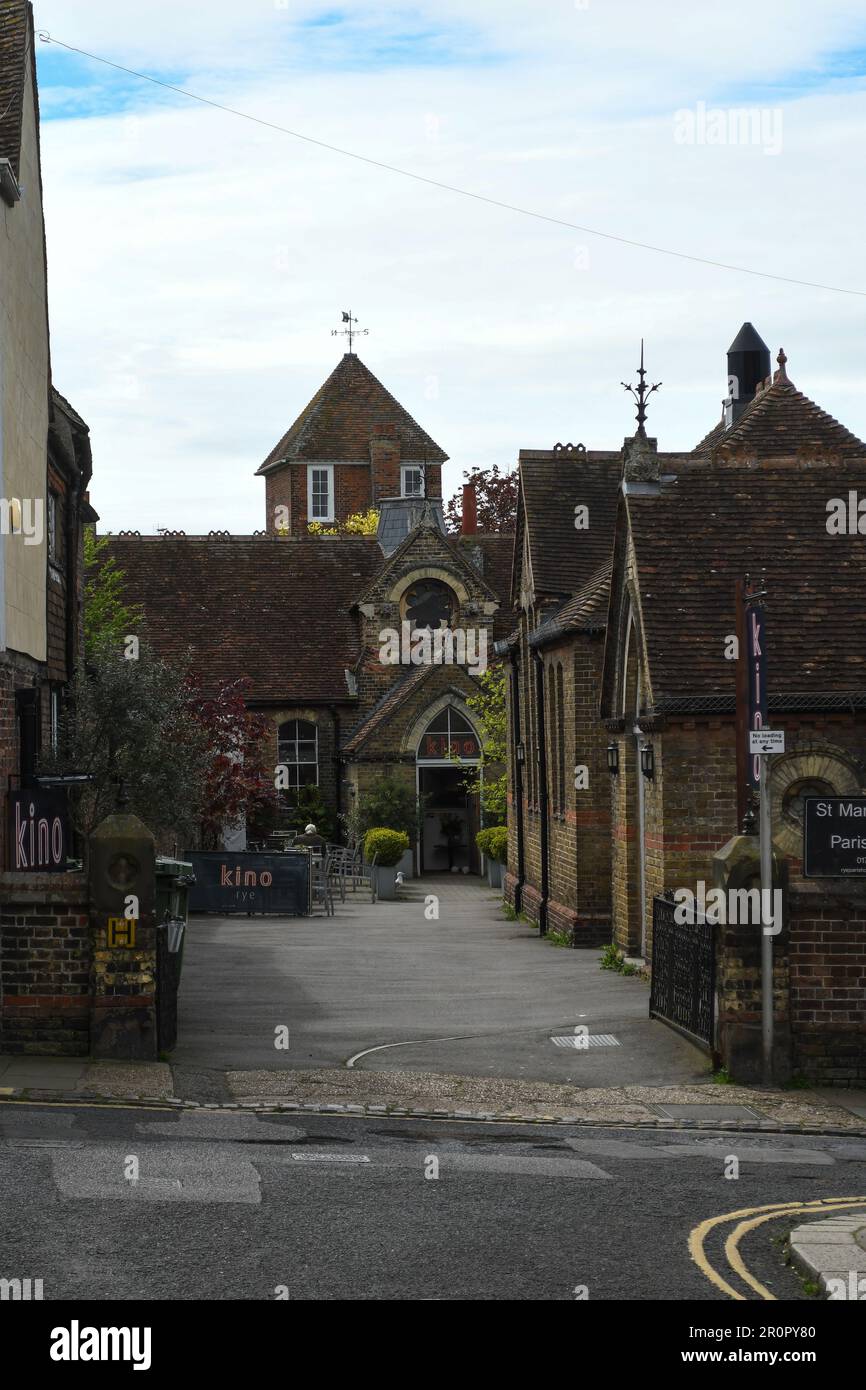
[674,881,782,935]
[674,102,783,156]
[0,497,43,545]
[379,622,488,676]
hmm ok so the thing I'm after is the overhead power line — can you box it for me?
[37,30,866,299]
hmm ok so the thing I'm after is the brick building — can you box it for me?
[503,326,866,1080]
[106,352,511,871]
[0,1,94,867]
[0,2,95,1055]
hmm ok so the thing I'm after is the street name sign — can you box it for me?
[749,730,785,755]
[804,797,866,877]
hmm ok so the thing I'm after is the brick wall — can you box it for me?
[0,872,90,1055]
[788,884,866,1085]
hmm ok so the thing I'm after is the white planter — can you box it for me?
[376,865,398,900]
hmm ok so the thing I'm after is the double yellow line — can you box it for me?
[689,1197,866,1300]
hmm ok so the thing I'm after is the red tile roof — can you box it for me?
[257,354,448,473]
[517,450,621,599]
[692,378,865,461]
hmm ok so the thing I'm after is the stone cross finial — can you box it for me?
[773,348,792,385]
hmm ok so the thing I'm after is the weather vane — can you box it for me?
[621,339,661,437]
[331,310,368,354]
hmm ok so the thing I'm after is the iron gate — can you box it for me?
[649,892,716,1049]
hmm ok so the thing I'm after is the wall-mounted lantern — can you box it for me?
[606,743,619,775]
[640,742,655,779]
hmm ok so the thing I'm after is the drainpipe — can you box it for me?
[509,648,525,913]
[532,650,549,935]
[329,705,342,829]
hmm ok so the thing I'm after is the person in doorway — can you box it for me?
[294,823,327,854]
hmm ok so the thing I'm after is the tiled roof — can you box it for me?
[257,354,448,473]
[517,450,621,598]
[103,535,383,702]
[103,529,514,704]
[0,1,28,178]
[693,377,865,462]
[342,664,432,754]
[462,533,515,641]
[529,561,612,648]
[626,456,866,702]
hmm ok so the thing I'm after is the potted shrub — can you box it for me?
[363,827,410,901]
[477,825,507,889]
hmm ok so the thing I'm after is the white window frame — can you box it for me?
[401,464,425,498]
[277,720,319,790]
[307,464,334,522]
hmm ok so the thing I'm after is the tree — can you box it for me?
[184,675,273,849]
[355,772,421,840]
[463,664,507,825]
[43,635,206,844]
[83,530,143,659]
[445,466,518,534]
[307,508,379,537]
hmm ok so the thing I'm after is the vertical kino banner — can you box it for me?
[746,602,767,790]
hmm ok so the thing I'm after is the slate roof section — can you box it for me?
[0,1,29,179]
[341,664,432,755]
[463,533,515,641]
[529,562,612,648]
[626,456,866,703]
[103,535,384,702]
[257,354,448,473]
[517,450,621,600]
[692,377,866,461]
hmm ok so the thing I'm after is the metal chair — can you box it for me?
[353,851,377,904]
[311,852,335,917]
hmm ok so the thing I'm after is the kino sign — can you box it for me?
[804,797,866,877]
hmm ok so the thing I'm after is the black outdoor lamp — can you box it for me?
[640,742,655,779]
[606,743,619,775]
[516,742,526,764]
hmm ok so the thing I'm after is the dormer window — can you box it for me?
[401,465,424,498]
[307,464,334,522]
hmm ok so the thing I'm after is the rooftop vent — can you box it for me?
[725,322,771,427]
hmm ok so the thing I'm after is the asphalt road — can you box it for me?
[3,1102,865,1302]
[171,878,708,1085]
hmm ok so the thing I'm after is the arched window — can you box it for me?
[400,578,455,631]
[277,719,318,788]
[418,707,480,762]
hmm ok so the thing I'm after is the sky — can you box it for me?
[30,0,866,533]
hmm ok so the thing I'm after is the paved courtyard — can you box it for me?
[172,874,709,1088]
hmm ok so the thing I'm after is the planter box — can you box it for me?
[396,848,414,880]
[375,865,398,900]
[487,859,504,890]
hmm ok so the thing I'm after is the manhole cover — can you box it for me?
[651,1104,761,1121]
[550,1034,621,1050]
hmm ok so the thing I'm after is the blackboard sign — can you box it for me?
[804,798,866,878]
[186,851,311,915]
[7,789,68,871]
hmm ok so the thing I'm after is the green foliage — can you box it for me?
[463,665,507,826]
[308,508,379,537]
[711,1066,735,1085]
[357,772,420,839]
[546,928,572,948]
[599,942,638,976]
[280,785,335,842]
[478,826,507,861]
[83,530,143,660]
[363,827,409,867]
[42,635,206,843]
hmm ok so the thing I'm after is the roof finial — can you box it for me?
[331,310,369,355]
[621,339,661,437]
[773,347,792,385]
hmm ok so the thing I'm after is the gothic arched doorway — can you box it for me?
[415,706,482,874]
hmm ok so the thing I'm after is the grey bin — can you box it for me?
[155,857,195,977]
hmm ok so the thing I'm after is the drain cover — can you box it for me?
[651,1104,761,1122]
[550,1034,620,1049]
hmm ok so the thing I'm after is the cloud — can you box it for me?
[30,0,866,532]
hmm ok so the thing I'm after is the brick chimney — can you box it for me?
[461,483,478,535]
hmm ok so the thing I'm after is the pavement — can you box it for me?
[2,1101,865,1301]
[2,875,865,1134]
[789,1211,866,1299]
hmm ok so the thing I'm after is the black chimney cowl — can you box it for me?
[726,322,771,427]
